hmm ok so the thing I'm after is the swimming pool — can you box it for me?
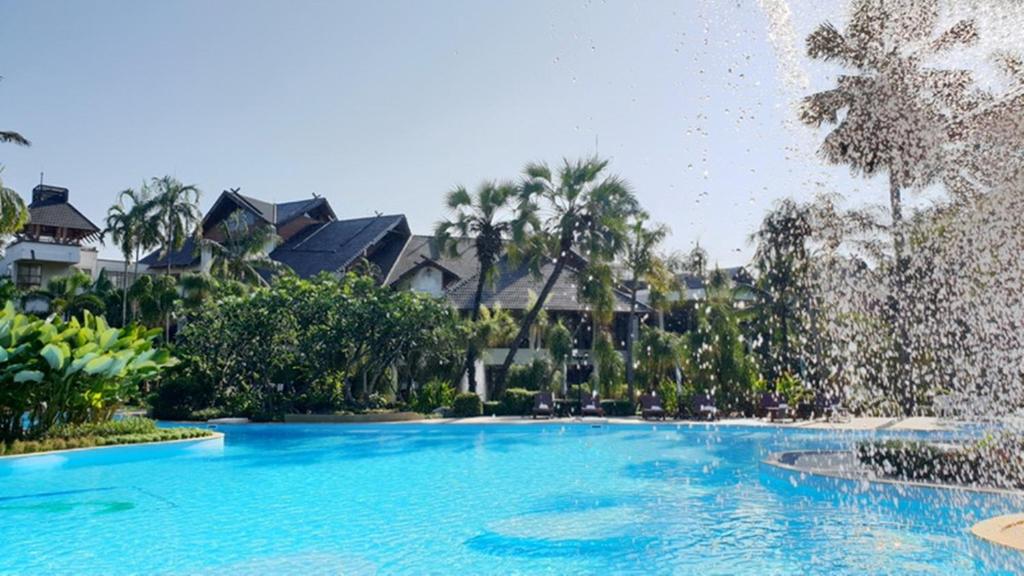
[0,423,1021,575]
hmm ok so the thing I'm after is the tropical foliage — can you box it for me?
[0,303,176,442]
[156,273,465,420]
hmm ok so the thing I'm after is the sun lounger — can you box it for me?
[692,394,718,421]
[581,393,604,417]
[760,392,790,422]
[639,394,667,420]
[532,391,555,419]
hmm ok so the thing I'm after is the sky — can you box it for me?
[0,0,1019,265]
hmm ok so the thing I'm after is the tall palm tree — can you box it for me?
[106,185,158,324]
[150,176,200,340]
[435,181,519,393]
[621,213,669,400]
[496,157,638,391]
[202,209,286,285]
[799,0,980,415]
[151,176,201,277]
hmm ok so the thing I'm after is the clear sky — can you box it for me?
[0,1,1018,264]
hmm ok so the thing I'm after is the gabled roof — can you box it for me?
[385,235,480,286]
[274,197,334,225]
[444,255,642,313]
[269,214,410,278]
[139,237,200,268]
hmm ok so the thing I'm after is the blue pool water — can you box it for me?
[1,423,1022,575]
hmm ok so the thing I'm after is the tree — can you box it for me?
[0,79,30,236]
[685,269,758,414]
[621,213,670,400]
[749,199,813,383]
[151,176,201,277]
[0,172,28,237]
[129,275,179,340]
[496,157,638,389]
[42,271,105,320]
[105,187,157,323]
[203,209,286,285]
[435,181,519,393]
[800,0,980,415]
[150,176,200,339]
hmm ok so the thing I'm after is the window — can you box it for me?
[16,263,42,290]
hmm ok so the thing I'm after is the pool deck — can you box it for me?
[411,415,951,431]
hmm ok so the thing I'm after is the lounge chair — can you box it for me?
[814,394,848,422]
[760,392,790,422]
[692,394,718,421]
[639,394,667,421]
[532,391,555,419]
[580,393,604,417]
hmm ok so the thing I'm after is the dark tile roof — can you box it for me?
[445,256,640,313]
[274,197,328,225]
[385,235,480,286]
[139,237,200,268]
[270,214,410,278]
[235,193,276,223]
[26,195,101,236]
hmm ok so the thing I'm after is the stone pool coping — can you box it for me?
[388,415,951,431]
[192,415,953,431]
[763,449,1024,497]
[0,431,224,461]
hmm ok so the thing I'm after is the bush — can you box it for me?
[47,417,157,439]
[600,399,635,417]
[482,401,500,416]
[656,380,679,414]
[0,303,176,441]
[452,393,483,417]
[149,370,217,420]
[505,358,552,391]
[1,418,213,456]
[411,379,456,414]
[499,388,535,416]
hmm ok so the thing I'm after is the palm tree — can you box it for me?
[149,176,200,339]
[495,157,638,391]
[202,209,286,285]
[106,185,159,324]
[749,199,814,384]
[799,1,980,415]
[435,181,520,393]
[621,213,670,400]
[0,172,27,237]
[128,275,179,337]
[0,80,31,236]
[151,176,201,277]
[41,271,104,320]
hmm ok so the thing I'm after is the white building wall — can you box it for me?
[408,267,444,297]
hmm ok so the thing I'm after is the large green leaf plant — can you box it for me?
[0,302,176,440]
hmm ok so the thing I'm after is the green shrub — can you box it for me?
[499,388,535,416]
[505,358,552,391]
[47,417,158,439]
[656,380,679,414]
[411,379,456,413]
[0,303,176,441]
[148,371,220,420]
[482,401,500,416]
[601,399,635,417]
[1,421,213,457]
[452,393,483,417]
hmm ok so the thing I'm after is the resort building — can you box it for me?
[142,190,651,397]
[0,184,130,291]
